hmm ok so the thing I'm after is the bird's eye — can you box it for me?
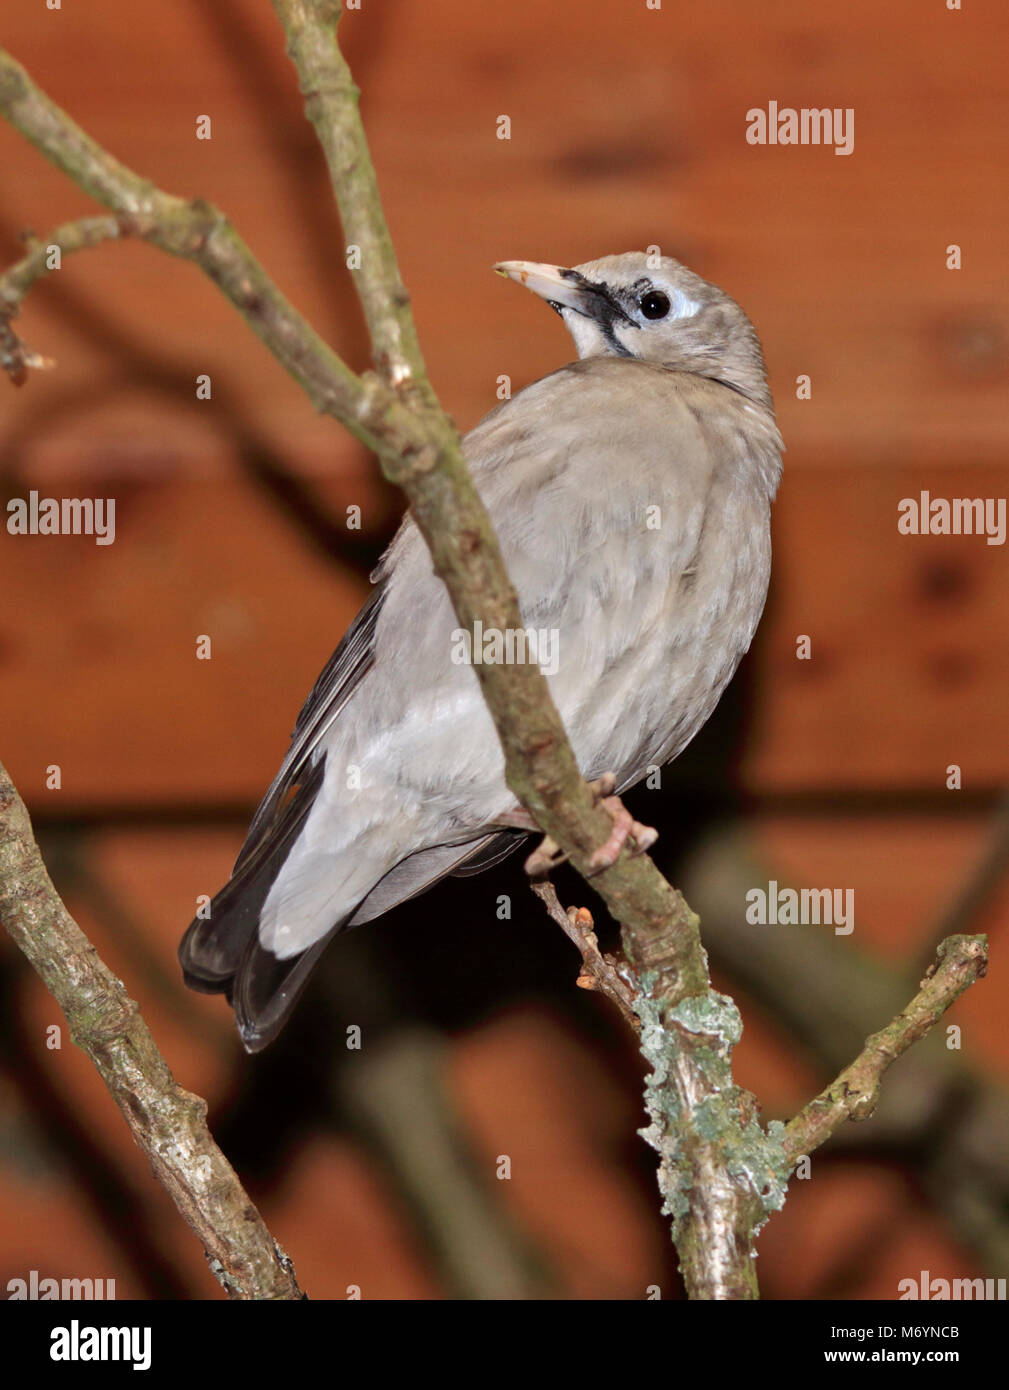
[639,290,671,320]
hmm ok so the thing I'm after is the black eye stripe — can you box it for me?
[584,280,636,327]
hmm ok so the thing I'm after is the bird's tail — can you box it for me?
[178,760,340,1052]
[180,752,527,1051]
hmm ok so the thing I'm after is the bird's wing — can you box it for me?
[179,582,388,1034]
[179,754,326,992]
[234,581,386,872]
[345,829,526,926]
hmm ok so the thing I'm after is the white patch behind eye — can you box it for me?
[668,288,702,320]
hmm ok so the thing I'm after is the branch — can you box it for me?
[1,214,124,300]
[0,47,387,444]
[0,760,304,1300]
[0,21,708,984]
[271,0,433,399]
[0,40,681,957]
[266,4,789,1298]
[261,4,710,994]
[0,37,697,1000]
[530,881,640,1031]
[783,934,988,1165]
[0,214,123,382]
[681,826,1009,1276]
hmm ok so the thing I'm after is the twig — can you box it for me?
[237,15,769,1287]
[1,214,126,303]
[0,215,125,382]
[271,0,433,400]
[0,759,304,1300]
[682,825,1009,1275]
[530,881,640,1031]
[0,47,390,446]
[783,934,988,1166]
[0,36,703,1005]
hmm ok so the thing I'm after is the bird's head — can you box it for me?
[494,251,771,408]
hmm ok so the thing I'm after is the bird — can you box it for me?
[179,251,783,1052]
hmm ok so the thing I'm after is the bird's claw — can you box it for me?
[518,773,656,879]
[588,772,617,801]
[627,816,660,856]
[586,775,658,876]
[524,834,568,879]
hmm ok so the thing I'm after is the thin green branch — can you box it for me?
[0,214,123,301]
[783,934,988,1166]
[0,214,122,381]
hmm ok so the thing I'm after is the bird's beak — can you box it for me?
[494,260,607,319]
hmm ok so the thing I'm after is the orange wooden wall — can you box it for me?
[0,0,1006,1300]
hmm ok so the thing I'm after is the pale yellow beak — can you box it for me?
[493,260,594,314]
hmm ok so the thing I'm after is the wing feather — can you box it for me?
[235,583,385,870]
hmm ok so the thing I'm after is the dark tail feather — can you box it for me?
[233,834,525,1048]
[231,929,339,1052]
[178,759,329,1046]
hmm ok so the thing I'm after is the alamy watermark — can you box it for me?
[746,102,854,156]
[451,621,560,676]
[745,880,854,935]
[898,492,1006,546]
[49,1319,151,1371]
[7,1270,116,1299]
[6,490,116,545]
[899,1271,1006,1300]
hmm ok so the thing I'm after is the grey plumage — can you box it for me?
[179,252,783,1050]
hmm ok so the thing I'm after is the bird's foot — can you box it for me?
[493,807,568,877]
[510,774,658,879]
[586,774,658,875]
[524,834,567,879]
[587,772,618,800]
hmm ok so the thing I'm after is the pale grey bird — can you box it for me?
[180,252,783,1051]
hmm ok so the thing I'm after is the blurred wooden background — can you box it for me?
[1,0,1007,1300]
